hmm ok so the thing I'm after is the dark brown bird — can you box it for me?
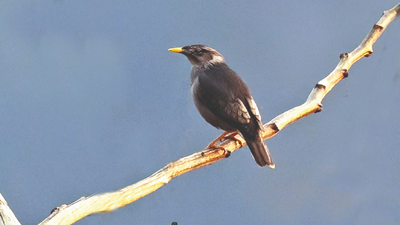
[169,45,274,168]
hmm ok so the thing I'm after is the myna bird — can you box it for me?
[169,45,274,168]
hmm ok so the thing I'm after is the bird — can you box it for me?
[168,45,274,168]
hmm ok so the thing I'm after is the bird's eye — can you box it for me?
[193,49,204,55]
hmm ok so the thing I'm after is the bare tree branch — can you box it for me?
[36,3,400,225]
[0,194,21,225]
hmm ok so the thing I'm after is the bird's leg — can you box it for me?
[207,131,245,149]
[207,131,231,149]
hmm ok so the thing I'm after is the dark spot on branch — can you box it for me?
[340,53,349,59]
[342,69,349,78]
[201,152,205,156]
[225,150,231,158]
[50,207,58,214]
[315,103,323,113]
[365,51,373,57]
[268,123,280,132]
[172,222,178,225]
[50,204,67,214]
[373,24,384,31]
[315,83,326,90]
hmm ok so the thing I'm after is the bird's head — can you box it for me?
[168,45,225,67]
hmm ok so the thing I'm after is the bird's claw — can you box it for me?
[207,131,245,150]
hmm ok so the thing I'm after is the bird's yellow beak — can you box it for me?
[168,47,184,53]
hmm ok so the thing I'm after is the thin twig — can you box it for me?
[37,4,400,225]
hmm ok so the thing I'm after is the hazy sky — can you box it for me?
[1,1,400,224]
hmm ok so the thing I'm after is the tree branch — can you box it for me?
[38,3,400,225]
[0,194,21,225]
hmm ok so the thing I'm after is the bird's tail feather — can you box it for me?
[245,133,275,168]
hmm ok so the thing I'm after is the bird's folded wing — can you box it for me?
[223,98,252,125]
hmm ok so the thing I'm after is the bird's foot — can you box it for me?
[206,131,245,149]
[223,132,245,147]
[207,131,230,150]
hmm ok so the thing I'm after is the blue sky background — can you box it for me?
[1,1,400,224]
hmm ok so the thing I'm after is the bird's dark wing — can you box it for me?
[194,64,262,129]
